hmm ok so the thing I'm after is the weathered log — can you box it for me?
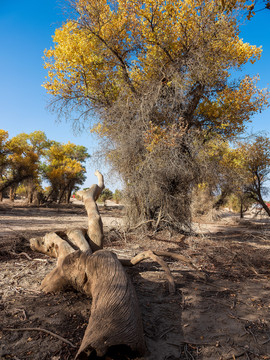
[77,170,104,251]
[30,232,74,259]
[40,249,146,358]
[66,228,91,253]
[29,171,146,358]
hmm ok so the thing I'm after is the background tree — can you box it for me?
[6,131,51,203]
[99,188,113,206]
[43,141,90,203]
[199,136,270,218]
[43,0,269,229]
[237,136,270,216]
[0,130,10,200]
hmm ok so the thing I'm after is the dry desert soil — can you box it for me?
[1,199,270,360]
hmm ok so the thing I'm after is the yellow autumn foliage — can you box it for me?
[43,0,269,150]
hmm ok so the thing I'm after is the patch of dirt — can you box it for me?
[1,200,270,359]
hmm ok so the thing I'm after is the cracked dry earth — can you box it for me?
[1,200,270,360]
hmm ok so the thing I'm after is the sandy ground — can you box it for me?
[1,200,270,360]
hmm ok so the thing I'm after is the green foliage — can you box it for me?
[99,188,113,205]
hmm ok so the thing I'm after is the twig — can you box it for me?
[3,327,76,348]
[261,337,270,345]
[159,326,175,339]
[224,352,247,360]
[10,251,32,261]
[184,343,195,360]
[155,209,162,230]
[128,220,155,231]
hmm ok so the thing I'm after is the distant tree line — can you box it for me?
[0,130,90,204]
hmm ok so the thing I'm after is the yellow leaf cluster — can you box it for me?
[198,76,269,137]
[43,0,262,98]
[43,0,268,144]
[144,121,187,152]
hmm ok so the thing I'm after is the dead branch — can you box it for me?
[129,250,176,293]
[3,327,76,348]
[153,250,207,280]
[76,170,104,251]
[127,219,155,231]
[30,232,75,260]
[119,249,206,283]
[66,228,91,253]
[10,251,32,260]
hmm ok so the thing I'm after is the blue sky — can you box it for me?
[0,1,269,190]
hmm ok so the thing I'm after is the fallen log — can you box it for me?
[30,171,146,358]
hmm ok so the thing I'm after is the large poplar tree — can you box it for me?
[43,0,269,229]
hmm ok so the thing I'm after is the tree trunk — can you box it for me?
[240,201,243,218]
[27,179,35,204]
[257,194,270,216]
[248,186,270,217]
[9,186,16,202]
[66,181,75,204]
[58,186,66,204]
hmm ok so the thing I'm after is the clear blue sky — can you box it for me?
[0,1,269,190]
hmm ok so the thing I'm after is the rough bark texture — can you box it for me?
[40,250,145,357]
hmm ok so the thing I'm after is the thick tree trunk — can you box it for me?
[258,195,270,216]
